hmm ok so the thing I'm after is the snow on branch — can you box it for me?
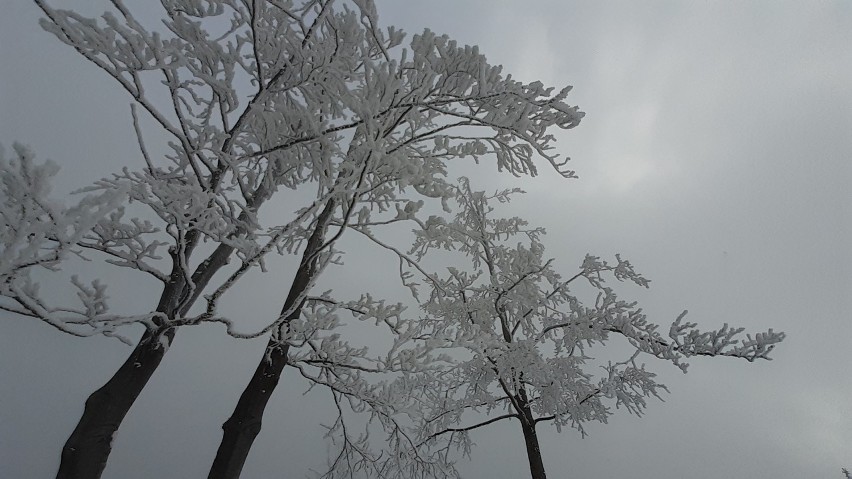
[0,143,160,341]
[389,179,785,461]
[27,0,588,339]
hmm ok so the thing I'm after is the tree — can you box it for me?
[204,3,587,476]
[397,179,785,479]
[6,1,584,477]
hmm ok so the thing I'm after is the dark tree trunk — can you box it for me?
[516,385,547,479]
[207,338,290,479]
[208,200,335,479]
[56,231,235,478]
[57,327,176,479]
[519,417,547,479]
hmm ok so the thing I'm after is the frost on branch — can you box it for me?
[0,144,157,341]
[32,0,588,341]
[281,293,458,479]
[395,179,784,464]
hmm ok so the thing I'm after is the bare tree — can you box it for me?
[4,1,584,477]
[395,179,785,479]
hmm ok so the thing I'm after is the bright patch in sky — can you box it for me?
[604,153,654,192]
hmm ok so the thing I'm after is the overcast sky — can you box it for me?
[1,1,850,478]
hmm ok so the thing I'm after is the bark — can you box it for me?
[208,200,335,479]
[519,417,547,479]
[57,327,175,479]
[207,337,291,479]
[516,386,547,479]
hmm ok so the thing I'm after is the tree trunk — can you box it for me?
[208,199,335,479]
[516,385,547,479]
[519,417,547,479]
[57,327,176,479]
[207,338,290,479]
[56,230,232,478]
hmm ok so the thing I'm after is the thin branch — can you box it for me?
[421,413,519,445]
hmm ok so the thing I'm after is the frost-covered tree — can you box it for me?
[204,5,586,477]
[398,179,785,479]
[5,1,584,478]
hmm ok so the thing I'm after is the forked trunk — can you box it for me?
[57,234,234,478]
[57,327,176,479]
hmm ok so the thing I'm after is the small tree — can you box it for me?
[399,179,784,479]
[7,1,584,478]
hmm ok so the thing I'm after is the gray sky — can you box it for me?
[1,1,851,478]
